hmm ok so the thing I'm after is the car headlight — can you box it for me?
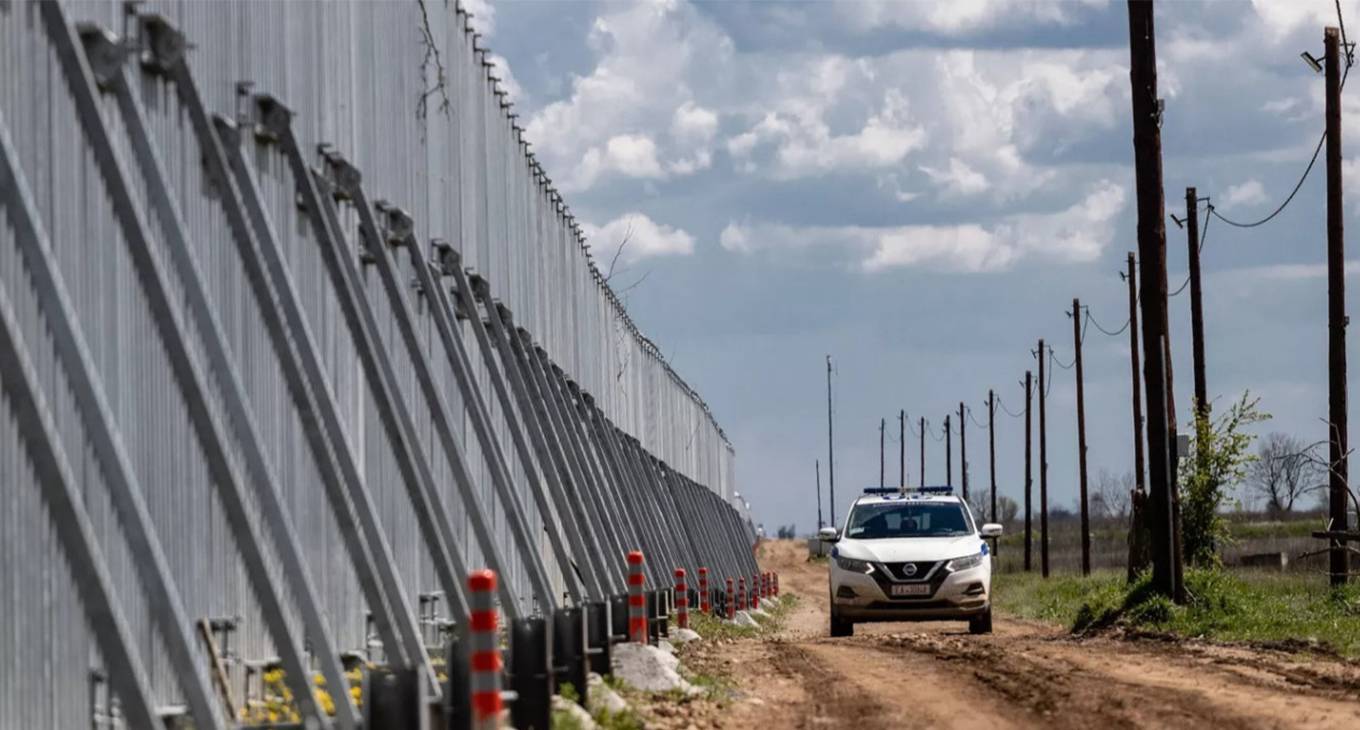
[835,556,874,574]
[945,552,984,572]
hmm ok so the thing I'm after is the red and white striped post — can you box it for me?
[698,567,710,614]
[763,572,770,599]
[725,577,735,620]
[750,573,760,610]
[738,577,747,612]
[774,573,780,596]
[674,568,689,629]
[627,551,647,644]
[468,570,503,730]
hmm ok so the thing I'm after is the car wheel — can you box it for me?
[968,607,993,635]
[829,598,854,638]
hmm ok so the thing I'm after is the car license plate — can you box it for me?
[891,584,930,597]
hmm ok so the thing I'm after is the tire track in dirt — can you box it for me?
[702,540,1360,730]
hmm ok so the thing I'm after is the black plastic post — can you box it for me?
[509,616,552,730]
[365,666,423,729]
[586,601,612,676]
[552,607,589,706]
[609,593,629,643]
[443,627,470,730]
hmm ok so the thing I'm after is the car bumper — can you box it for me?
[831,566,990,622]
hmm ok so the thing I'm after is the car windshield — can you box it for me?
[844,502,973,539]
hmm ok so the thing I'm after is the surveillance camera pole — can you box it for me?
[945,415,953,487]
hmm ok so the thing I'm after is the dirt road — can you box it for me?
[682,540,1360,729]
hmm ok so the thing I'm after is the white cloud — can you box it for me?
[1221,179,1268,209]
[721,180,1126,273]
[919,157,990,196]
[844,0,1106,35]
[523,2,734,192]
[726,88,927,179]
[583,213,696,268]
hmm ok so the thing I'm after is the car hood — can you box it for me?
[835,535,984,563]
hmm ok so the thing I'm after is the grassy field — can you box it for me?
[993,568,1360,656]
[991,509,1332,575]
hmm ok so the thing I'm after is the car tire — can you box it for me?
[968,607,993,635]
[829,610,854,638]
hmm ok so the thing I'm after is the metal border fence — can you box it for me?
[0,1,757,726]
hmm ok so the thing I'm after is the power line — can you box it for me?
[1208,39,1352,230]
[1086,309,1130,337]
[967,406,989,429]
[995,394,1027,419]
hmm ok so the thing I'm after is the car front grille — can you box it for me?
[879,561,939,582]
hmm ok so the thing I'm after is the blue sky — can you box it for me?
[472,0,1360,532]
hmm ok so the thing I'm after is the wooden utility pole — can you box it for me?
[1038,338,1050,578]
[1186,187,1208,421]
[1127,0,1182,600]
[919,417,926,487]
[1126,252,1152,581]
[1126,253,1147,493]
[1024,370,1034,572]
[945,415,953,487]
[989,390,997,525]
[1325,26,1350,586]
[879,418,885,488]
[899,409,906,489]
[827,355,837,527]
[816,459,823,529]
[1073,299,1092,576]
[960,402,969,501]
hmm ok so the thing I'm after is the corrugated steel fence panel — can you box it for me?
[1,0,747,725]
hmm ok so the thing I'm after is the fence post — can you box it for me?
[674,569,689,630]
[469,570,503,730]
[726,578,735,620]
[627,551,647,644]
[698,567,710,614]
[750,573,760,610]
[738,577,747,612]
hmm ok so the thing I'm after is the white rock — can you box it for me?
[749,607,770,619]
[611,642,699,695]
[670,627,701,643]
[657,639,676,654]
[733,611,760,628]
[553,694,598,729]
[587,673,629,715]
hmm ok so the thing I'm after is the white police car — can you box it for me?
[818,486,1002,637]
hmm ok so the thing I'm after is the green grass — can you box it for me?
[994,568,1360,656]
[684,594,800,642]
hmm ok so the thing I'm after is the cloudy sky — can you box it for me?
[471,0,1360,532]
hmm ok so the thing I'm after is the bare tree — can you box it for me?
[1248,432,1323,516]
[1091,468,1134,522]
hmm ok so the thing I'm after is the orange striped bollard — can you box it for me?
[750,573,760,610]
[738,577,747,611]
[674,568,689,629]
[469,570,503,730]
[627,551,647,644]
[763,572,770,599]
[698,567,710,614]
[725,578,735,619]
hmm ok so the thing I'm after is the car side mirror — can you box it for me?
[979,523,1003,539]
[817,526,840,542]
